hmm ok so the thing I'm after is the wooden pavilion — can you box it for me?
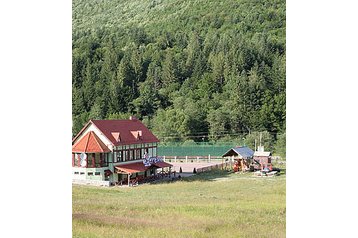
[222,146,254,172]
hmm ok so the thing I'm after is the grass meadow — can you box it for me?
[73,170,286,238]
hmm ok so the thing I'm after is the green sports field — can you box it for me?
[73,170,286,238]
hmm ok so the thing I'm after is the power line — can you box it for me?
[158,134,281,140]
[157,131,283,138]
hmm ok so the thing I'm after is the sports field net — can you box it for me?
[157,142,244,157]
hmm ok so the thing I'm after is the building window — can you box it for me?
[74,172,79,175]
[129,150,133,160]
[95,154,100,167]
[88,172,93,176]
[136,149,141,160]
[116,151,122,162]
[88,156,94,168]
[122,150,127,161]
[80,172,84,175]
[103,154,108,166]
[95,172,100,176]
[74,154,79,167]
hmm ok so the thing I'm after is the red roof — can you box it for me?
[153,161,173,168]
[115,161,172,174]
[115,162,148,174]
[91,119,159,146]
[72,131,111,153]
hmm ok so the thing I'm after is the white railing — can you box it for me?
[72,179,110,186]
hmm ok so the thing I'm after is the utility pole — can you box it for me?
[259,132,262,147]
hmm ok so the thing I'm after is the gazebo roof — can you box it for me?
[222,146,254,158]
[72,131,111,153]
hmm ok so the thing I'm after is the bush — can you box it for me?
[274,133,286,158]
[182,140,197,146]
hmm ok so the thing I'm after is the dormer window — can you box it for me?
[130,130,142,140]
[111,132,121,142]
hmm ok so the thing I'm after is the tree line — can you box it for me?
[72,0,286,156]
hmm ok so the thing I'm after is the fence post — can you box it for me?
[163,156,166,162]
[186,156,188,163]
[208,154,211,163]
[175,156,177,163]
[197,156,199,163]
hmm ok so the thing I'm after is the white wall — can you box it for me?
[72,167,109,181]
[72,167,87,180]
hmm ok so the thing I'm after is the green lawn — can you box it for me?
[73,170,286,238]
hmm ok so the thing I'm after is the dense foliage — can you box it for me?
[72,0,286,153]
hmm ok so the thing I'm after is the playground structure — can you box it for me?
[221,145,277,174]
[233,158,250,172]
[222,146,255,172]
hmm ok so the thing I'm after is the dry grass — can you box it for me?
[73,170,286,238]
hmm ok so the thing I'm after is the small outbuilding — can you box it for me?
[252,146,272,170]
[222,146,254,172]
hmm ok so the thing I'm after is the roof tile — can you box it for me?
[72,131,111,153]
[91,120,159,146]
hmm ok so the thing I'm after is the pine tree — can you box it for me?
[82,61,96,111]
[162,50,178,87]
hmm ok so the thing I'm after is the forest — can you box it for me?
[72,0,286,155]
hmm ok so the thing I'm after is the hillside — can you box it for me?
[72,0,286,151]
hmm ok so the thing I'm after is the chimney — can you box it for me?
[129,115,137,121]
[257,145,264,152]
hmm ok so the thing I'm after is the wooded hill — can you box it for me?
[72,0,286,153]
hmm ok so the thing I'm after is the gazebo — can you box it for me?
[222,146,254,172]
